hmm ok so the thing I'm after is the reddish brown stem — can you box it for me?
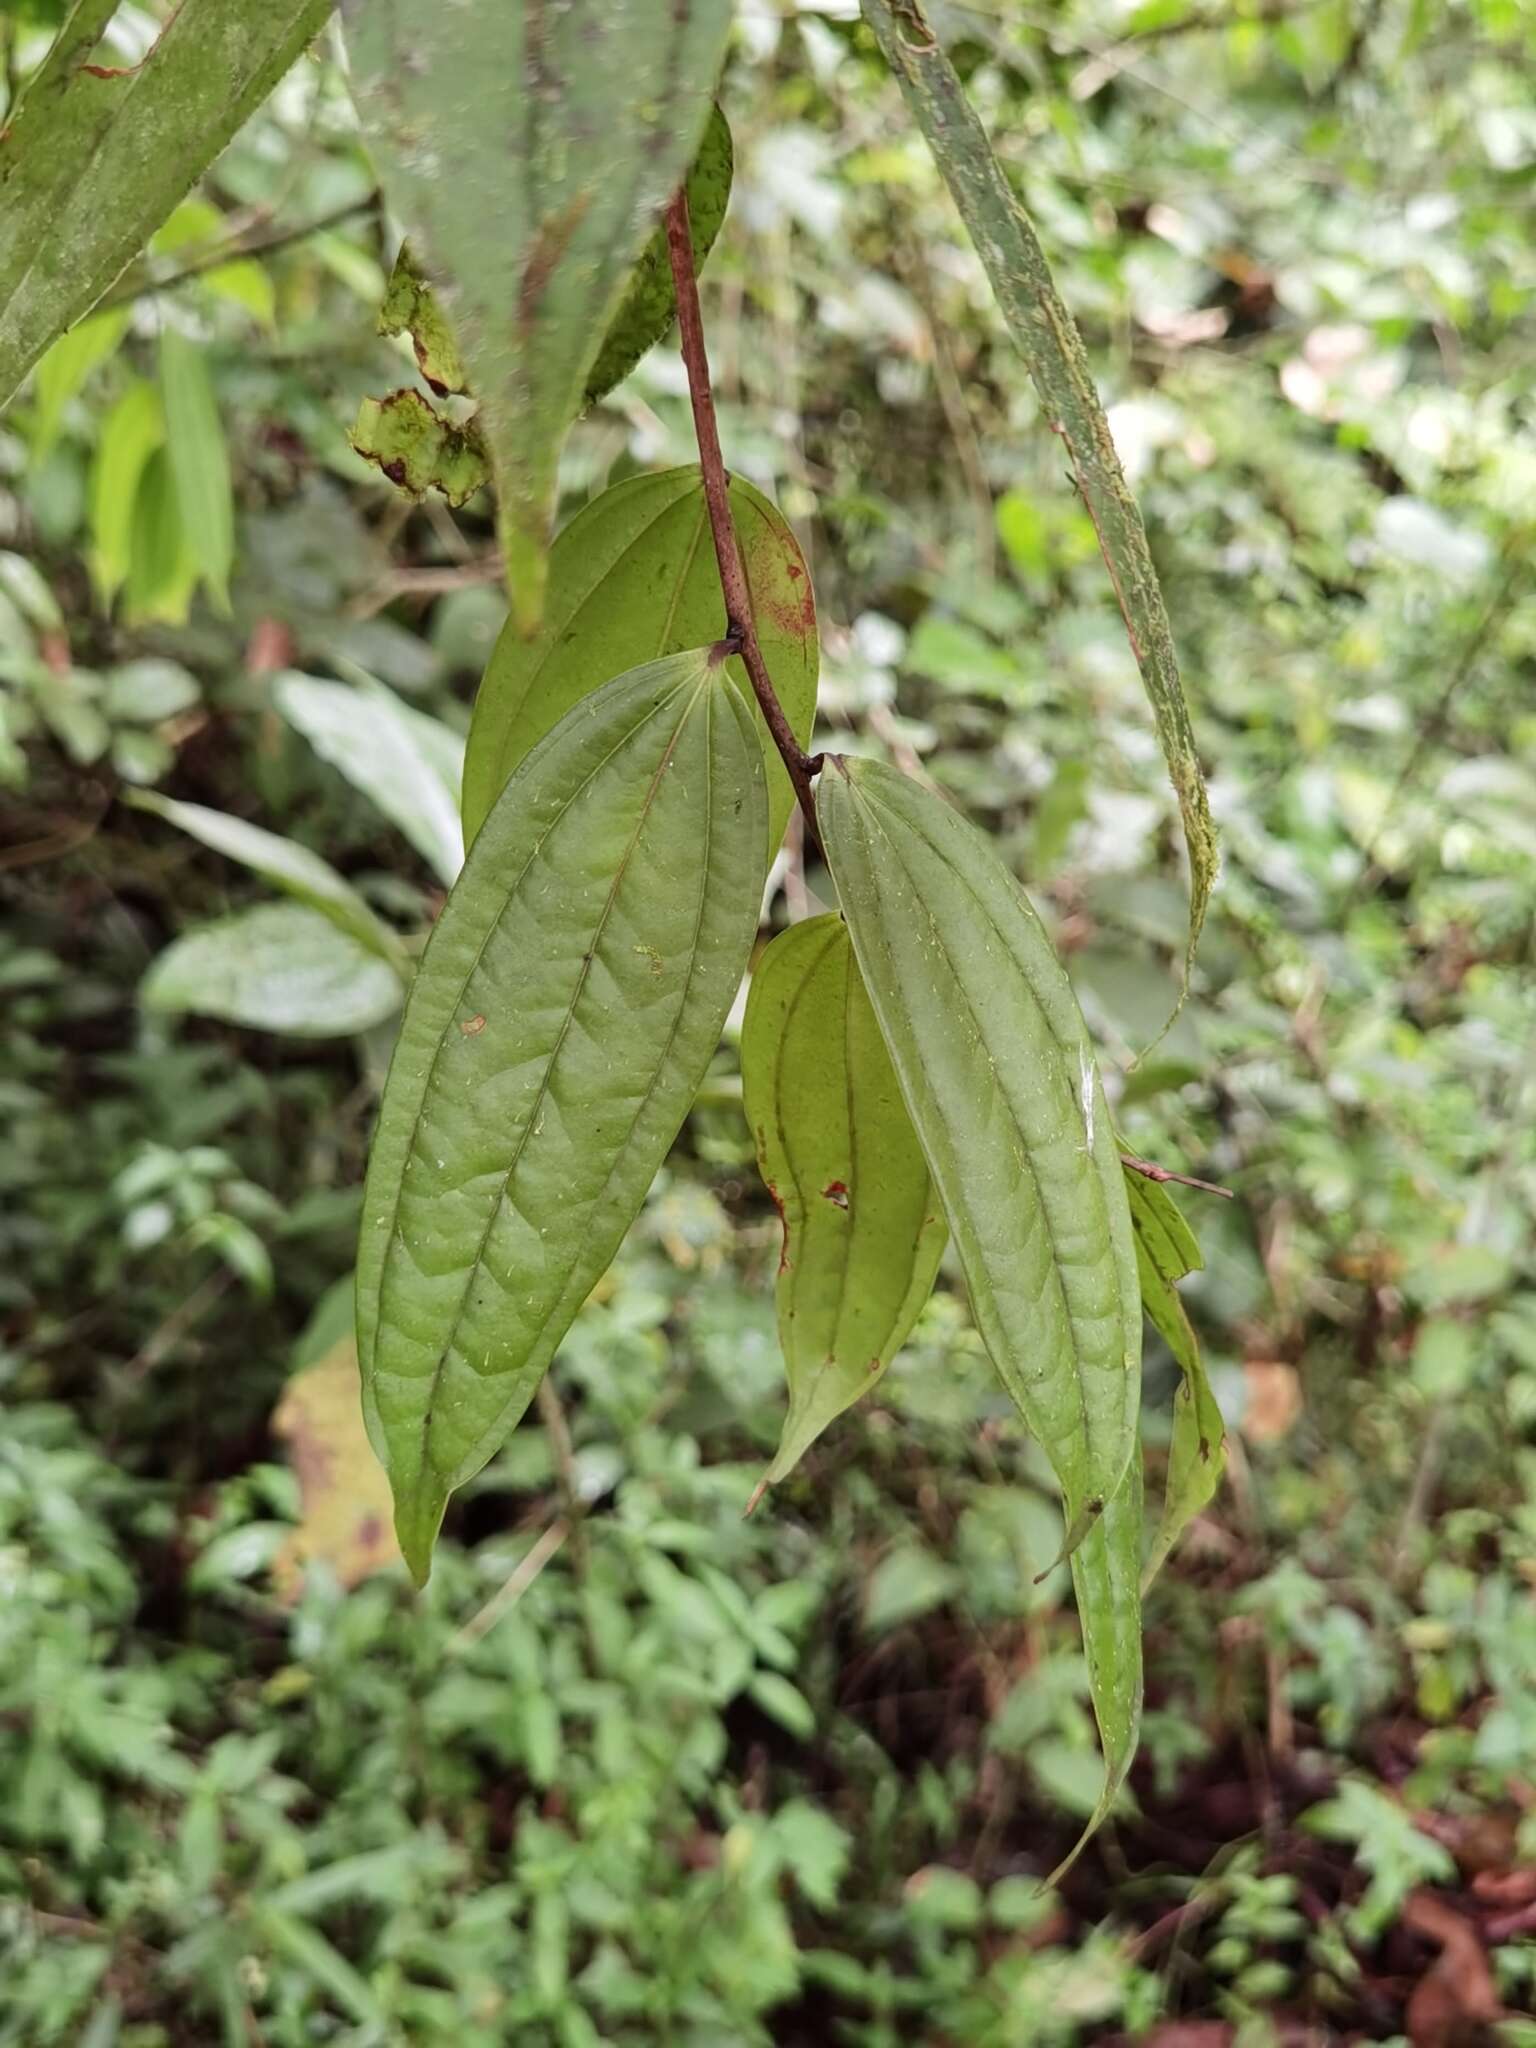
[1120,1151,1235,1201]
[664,188,823,847]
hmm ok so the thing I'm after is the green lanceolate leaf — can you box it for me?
[142,902,403,1039]
[159,328,234,611]
[584,103,734,408]
[125,791,408,975]
[0,0,333,410]
[461,467,818,859]
[816,756,1141,1547]
[340,0,732,631]
[357,647,768,1583]
[89,377,165,604]
[741,915,946,1493]
[861,0,1216,1013]
[1126,1172,1226,1588]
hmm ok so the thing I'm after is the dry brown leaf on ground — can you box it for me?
[1402,1889,1503,2048]
[1241,1360,1303,1443]
[272,1336,400,1597]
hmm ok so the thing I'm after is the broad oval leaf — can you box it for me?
[126,790,408,973]
[341,0,732,630]
[816,755,1141,1548]
[272,671,465,888]
[742,914,946,1493]
[462,467,818,858]
[142,902,404,1038]
[0,0,332,410]
[357,647,768,1583]
[1127,1172,1226,1588]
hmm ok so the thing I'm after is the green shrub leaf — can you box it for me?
[462,467,817,859]
[159,329,234,612]
[142,903,403,1039]
[861,0,1216,1013]
[341,1,732,631]
[357,647,768,1583]
[1127,1172,1226,1588]
[742,914,946,1492]
[584,104,734,408]
[817,755,1142,1546]
[126,790,408,975]
[0,0,331,409]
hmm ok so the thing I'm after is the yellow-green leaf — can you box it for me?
[159,328,233,611]
[462,467,818,860]
[742,915,946,1492]
[89,377,165,604]
[357,647,768,1584]
[350,389,490,507]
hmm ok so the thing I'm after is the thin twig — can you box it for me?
[663,186,824,850]
[1120,1151,1234,1200]
[447,1518,569,1653]
[535,1375,588,1577]
[101,196,379,310]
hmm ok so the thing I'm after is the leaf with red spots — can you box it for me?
[340,0,733,631]
[461,467,817,860]
[741,915,946,1495]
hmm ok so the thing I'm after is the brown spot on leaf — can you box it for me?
[822,1180,849,1209]
[518,191,592,333]
[460,1013,487,1036]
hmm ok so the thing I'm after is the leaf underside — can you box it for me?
[817,754,1142,1820]
[860,0,1216,1017]
[356,648,768,1583]
[341,0,733,630]
[461,466,818,860]
[742,914,947,1489]
[0,0,331,411]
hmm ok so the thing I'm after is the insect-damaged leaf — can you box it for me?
[742,915,946,1493]
[861,0,1216,1018]
[351,390,489,508]
[375,106,733,415]
[817,757,1141,1544]
[0,0,332,411]
[340,0,732,631]
[1127,1171,1226,1587]
[357,648,767,1583]
[461,467,817,859]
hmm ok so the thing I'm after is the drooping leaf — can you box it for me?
[142,902,403,1038]
[125,790,408,973]
[341,0,732,631]
[0,0,333,410]
[357,647,768,1583]
[816,756,1141,1548]
[159,328,234,611]
[350,389,489,507]
[741,915,946,1490]
[1054,1451,1144,1881]
[123,447,198,627]
[1126,1171,1226,1587]
[461,467,818,858]
[272,671,464,887]
[861,0,1217,1013]
[584,103,734,407]
[88,377,164,603]
[30,305,129,458]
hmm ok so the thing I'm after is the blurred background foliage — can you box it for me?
[2,1,1535,2042]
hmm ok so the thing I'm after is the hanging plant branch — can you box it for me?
[664,186,824,844]
[861,0,1217,1019]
